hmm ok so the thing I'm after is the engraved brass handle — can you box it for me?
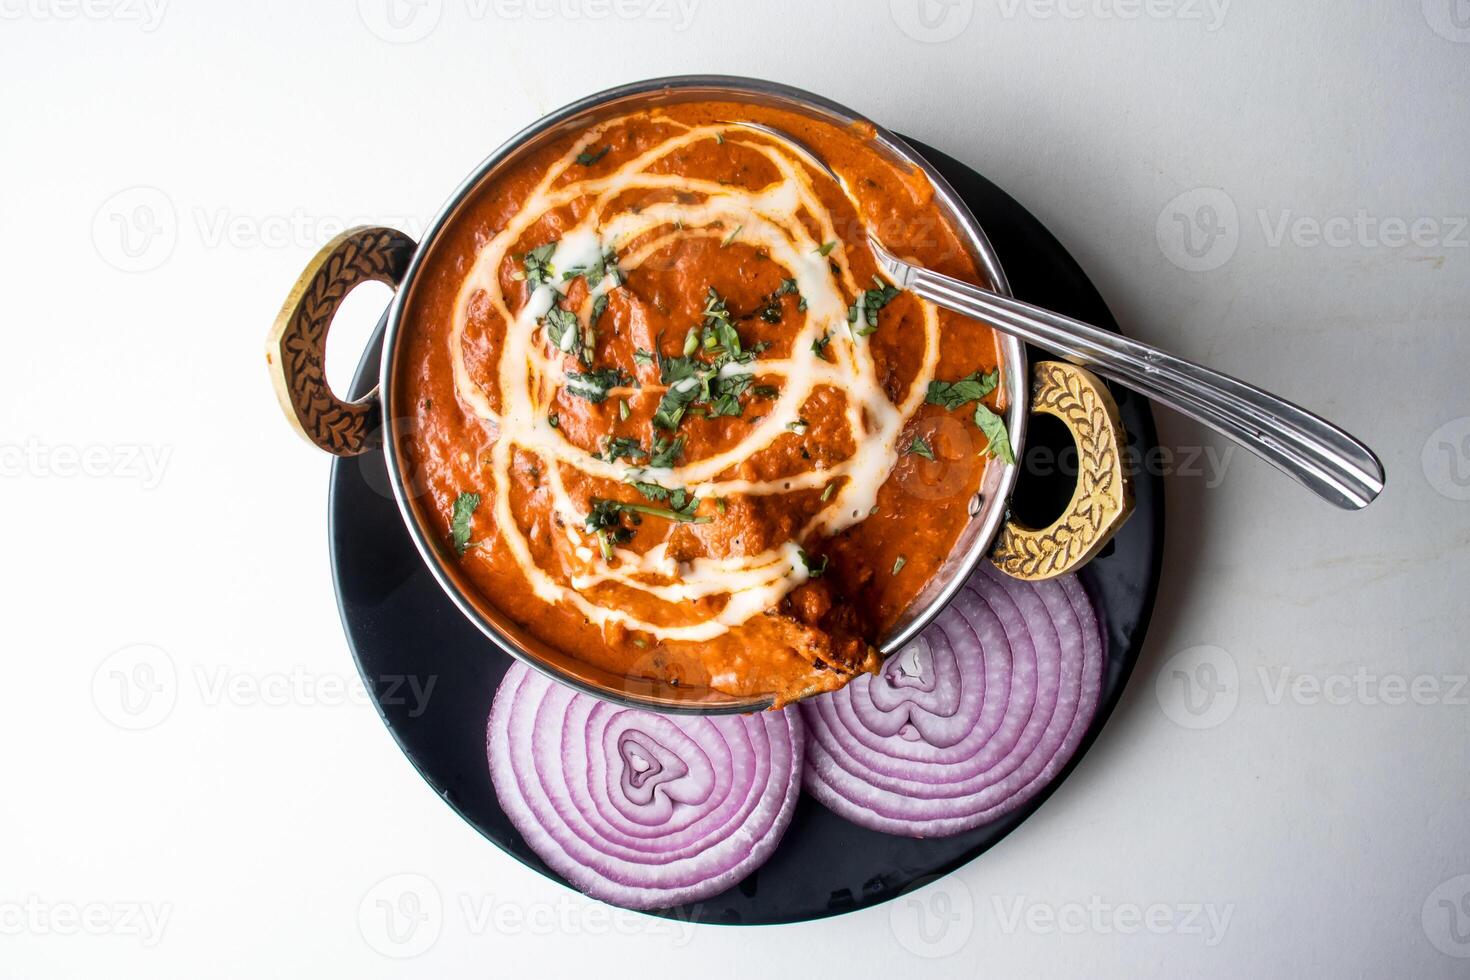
[991,361,1134,581]
[266,226,416,456]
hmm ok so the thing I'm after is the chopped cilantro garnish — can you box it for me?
[757,278,800,323]
[815,240,837,256]
[598,435,646,463]
[583,499,635,562]
[564,248,622,288]
[653,374,702,429]
[521,242,557,287]
[629,481,701,520]
[633,347,654,367]
[630,480,671,503]
[892,556,907,575]
[708,370,753,417]
[450,492,480,557]
[973,403,1015,464]
[655,358,698,399]
[700,288,742,355]
[574,145,610,166]
[648,288,768,430]
[648,434,685,468]
[798,549,829,578]
[543,306,580,354]
[565,367,635,404]
[589,494,709,530]
[926,368,999,410]
[848,277,901,336]
[924,369,1012,463]
[906,436,936,460]
[720,223,743,247]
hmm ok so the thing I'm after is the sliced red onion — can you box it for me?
[800,565,1104,837]
[487,663,803,909]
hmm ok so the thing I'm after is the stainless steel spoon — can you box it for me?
[730,121,1385,510]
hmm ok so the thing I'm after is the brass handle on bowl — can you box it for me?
[266,226,416,456]
[991,361,1134,581]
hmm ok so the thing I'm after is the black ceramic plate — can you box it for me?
[329,139,1164,925]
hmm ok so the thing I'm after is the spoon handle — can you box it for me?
[903,265,1384,509]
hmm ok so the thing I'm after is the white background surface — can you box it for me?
[2,1,1467,976]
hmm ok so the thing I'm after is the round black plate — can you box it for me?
[329,139,1164,925]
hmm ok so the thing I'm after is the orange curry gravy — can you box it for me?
[399,101,1005,706]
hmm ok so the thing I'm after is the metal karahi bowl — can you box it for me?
[268,75,1133,714]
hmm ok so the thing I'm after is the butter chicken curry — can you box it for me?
[399,101,1009,706]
